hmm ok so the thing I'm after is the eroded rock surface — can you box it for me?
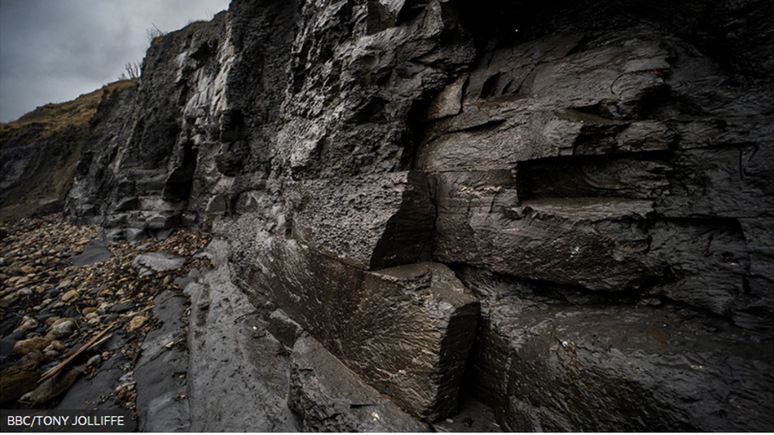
[2,0,771,431]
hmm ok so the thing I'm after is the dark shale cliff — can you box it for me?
[4,0,774,431]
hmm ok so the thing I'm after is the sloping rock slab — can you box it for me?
[183,240,298,432]
[71,239,113,267]
[135,291,190,432]
[132,251,186,277]
[290,333,429,432]
[247,236,479,420]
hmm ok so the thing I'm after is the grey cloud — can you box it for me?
[0,0,231,123]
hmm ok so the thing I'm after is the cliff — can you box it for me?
[0,80,135,221]
[3,0,774,431]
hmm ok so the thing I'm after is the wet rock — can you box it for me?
[289,333,428,432]
[71,239,113,266]
[86,354,102,367]
[132,251,186,277]
[2,0,770,431]
[267,309,303,348]
[0,350,44,406]
[0,330,25,356]
[430,396,500,433]
[21,366,84,406]
[50,340,66,353]
[47,320,76,339]
[250,237,479,420]
[182,241,298,431]
[109,301,134,314]
[459,267,774,432]
[135,291,191,432]
[0,292,18,309]
[56,354,134,413]
[14,336,50,356]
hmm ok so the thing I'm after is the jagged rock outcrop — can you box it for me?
[3,0,769,430]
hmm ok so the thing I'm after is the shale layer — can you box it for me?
[2,0,773,431]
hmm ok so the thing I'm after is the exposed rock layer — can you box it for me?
[2,0,772,430]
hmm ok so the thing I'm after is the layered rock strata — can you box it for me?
[48,0,774,430]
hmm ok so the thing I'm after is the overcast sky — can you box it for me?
[0,0,231,123]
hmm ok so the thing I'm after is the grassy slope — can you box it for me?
[0,80,136,223]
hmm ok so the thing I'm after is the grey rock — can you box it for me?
[0,330,25,357]
[289,333,429,432]
[135,291,190,432]
[288,171,434,270]
[132,251,186,277]
[34,0,774,431]
[183,240,298,432]
[135,348,189,432]
[267,309,303,348]
[57,354,134,414]
[205,195,227,213]
[459,267,774,432]
[109,301,135,314]
[71,239,113,267]
[248,236,479,420]
[125,228,148,243]
[21,366,85,406]
[48,320,76,339]
[430,396,500,433]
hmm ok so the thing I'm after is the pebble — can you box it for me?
[14,276,31,287]
[127,316,147,332]
[0,293,18,309]
[15,316,39,332]
[61,290,80,302]
[0,213,212,409]
[14,336,51,356]
[48,320,76,339]
[45,316,61,326]
[86,355,102,367]
[110,301,135,314]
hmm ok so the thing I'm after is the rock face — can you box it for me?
[0,81,134,221]
[2,0,768,430]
